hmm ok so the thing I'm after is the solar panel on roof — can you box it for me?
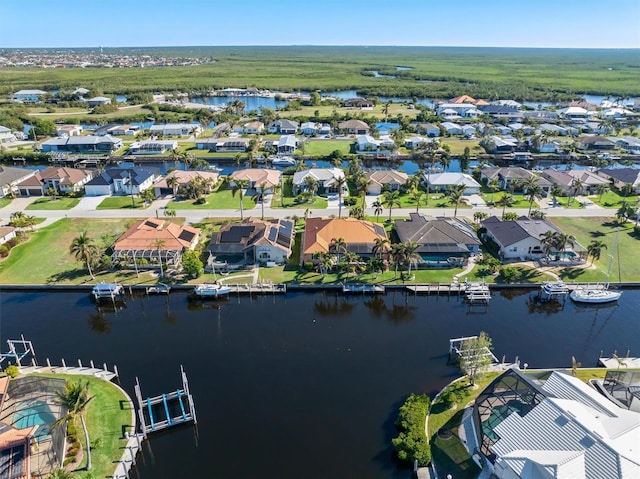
[279,221,293,238]
[144,220,158,228]
[220,226,254,243]
[268,228,278,242]
[178,230,196,242]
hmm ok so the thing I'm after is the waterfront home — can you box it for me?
[414,122,440,137]
[491,99,522,109]
[507,122,535,135]
[404,136,432,150]
[16,167,94,196]
[522,111,559,122]
[12,89,47,103]
[477,104,523,121]
[472,369,640,479]
[338,119,370,135]
[600,106,633,120]
[481,215,580,260]
[616,137,640,155]
[267,119,298,135]
[394,213,480,265]
[127,139,178,155]
[277,135,299,155]
[205,138,249,152]
[86,96,112,107]
[300,122,330,136]
[242,121,265,135]
[153,170,219,197]
[448,95,488,105]
[343,98,374,109]
[207,217,295,265]
[480,167,551,196]
[84,167,157,196]
[41,135,123,153]
[0,166,37,197]
[436,103,480,119]
[149,123,202,137]
[597,167,640,193]
[577,135,616,150]
[462,124,477,138]
[542,169,608,196]
[55,124,83,137]
[293,168,346,195]
[107,124,142,136]
[365,169,409,195]
[579,121,614,135]
[537,123,568,136]
[424,172,481,195]
[301,217,388,263]
[0,226,16,246]
[0,126,17,144]
[111,217,200,268]
[230,168,281,193]
[356,135,382,152]
[440,121,463,135]
[557,105,591,119]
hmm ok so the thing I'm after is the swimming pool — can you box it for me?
[12,401,57,438]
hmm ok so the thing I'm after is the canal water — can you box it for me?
[0,289,638,478]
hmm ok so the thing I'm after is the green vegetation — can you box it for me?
[96,196,147,209]
[0,197,12,208]
[392,393,431,466]
[26,197,80,210]
[34,373,133,479]
[593,190,639,209]
[297,140,352,157]
[168,189,256,210]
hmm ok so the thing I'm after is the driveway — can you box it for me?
[465,194,487,208]
[73,195,110,211]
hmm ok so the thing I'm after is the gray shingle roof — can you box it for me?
[395,213,479,253]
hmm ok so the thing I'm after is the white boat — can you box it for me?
[193,282,232,298]
[570,287,622,304]
[271,157,296,166]
[541,281,570,295]
[146,283,171,295]
[92,283,124,300]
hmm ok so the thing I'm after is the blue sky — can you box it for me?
[1,0,639,49]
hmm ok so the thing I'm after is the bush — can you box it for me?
[392,393,431,466]
[0,245,8,258]
[499,266,519,283]
[4,365,19,378]
[343,197,357,206]
[303,261,314,271]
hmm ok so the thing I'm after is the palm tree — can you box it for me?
[252,181,268,220]
[522,179,541,217]
[402,241,420,277]
[304,176,318,197]
[372,237,390,260]
[539,230,558,256]
[488,178,500,204]
[153,238,166,277]
[554,232,576,254]
[569,178,585,206]
[390,243,405,278]
[372,199,383,222]
[166,175,179,197]
[587,239,607,265]
[329,237,347,264]
[69,231,98,280]
[227,178,248,220]
[448,184,466,218]
[474,211,489,223]
[497,193,514,218]
[335,176,348,218]
[382,190,401,222]
[596,183,609,202]
[52,380,94,470]
[410,187,425,213]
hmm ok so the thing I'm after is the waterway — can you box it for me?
[1,289,639,478]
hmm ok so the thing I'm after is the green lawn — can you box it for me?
[32,373,133,479]
[592,191,639,209]
[168,189,256,210]
[549,217,640,282]
[0,218,131,284]
[0,197,12,208]
[271,194,328,209]
[297,140,352,156]
[96,196,148,209]
[25,197,80,210]
[481,191,536,209]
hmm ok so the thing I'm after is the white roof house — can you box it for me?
[0,126,17,144]
[292,168,346,194]
[441,122,463,135]
[149,123,202,137]
[491,371,640,479]
[424,172,481,195]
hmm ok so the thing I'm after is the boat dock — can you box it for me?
[92,283,125,301]
[448,336,499,364]
[226,283,287,294]
[342,283,385,294]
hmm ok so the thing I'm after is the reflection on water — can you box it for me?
[0,290,638,479]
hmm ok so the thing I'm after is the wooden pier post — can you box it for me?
[114,364,119,377]
[78,359,83,368]
[90,360,95,369]
[46,358,51,368]
[61,358,66,369]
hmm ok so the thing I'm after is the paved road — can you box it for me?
[0,194,617,226]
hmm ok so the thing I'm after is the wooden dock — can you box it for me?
[226,283,287,294]
[342,283,385,294]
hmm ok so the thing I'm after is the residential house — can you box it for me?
[277,135,298,155]
[343,98,374,108]
[557,106,590,120]
[597,168,640,193]
[487,136,517,153]
[580,121,613,135]
[404,136,432,150]
[84,167,157,196]
[600,107,632,120]
[17,167,94,196]
[86,96,112,107]
[436,103,480,119]
[111,217,200,267]
[338,119,370,135]
[537,123,568,136]
[73,87,90,97]
[0,126,17,144]
[507,123,535,135]
[0,226,16,246]
[394,213,480,265]
[414,122,441,137]
[578,135,616,150]
[424,172,481,195]
[207,138,249,152]
[538,140,561,153]
[522,111,559,122]
[481,216,577,260]
[107,124,141,136]
[365,170,409,195]
[356,135,381,153]
[40,135,122,153]
[616,137,640,155]
[300,122,331,136]
[242,121,264,135]
[149,123,202,137]
[12,89,47,103]
[491,99,522,109]
[565,169,610,194]
[207,217,295,265]
[292,168,346,195]
[448,95,488,106]
[474,369,640,479]
[267,119,298,135]
[127,140,178,155]
[153,170,219,197]
[477,105,523,121]
[55,125,83,137]
[230,168,281,193]
[0,166,37,197]
[301,217,388,263]
[441,122,463,135]
[494,125,511,136]
[462,125,477,138]
[480,167,551,196]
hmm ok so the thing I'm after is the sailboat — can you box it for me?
[570,229,623,304]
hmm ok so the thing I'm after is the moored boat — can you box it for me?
[541,281,570,295]
[146,283,171,295]
[193,282,232,298]
[271,156,296,166]
[92,282,124,301]
[570,287,622,304]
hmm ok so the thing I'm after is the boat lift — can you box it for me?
[134,365,197,438]
[0,336,36,367]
